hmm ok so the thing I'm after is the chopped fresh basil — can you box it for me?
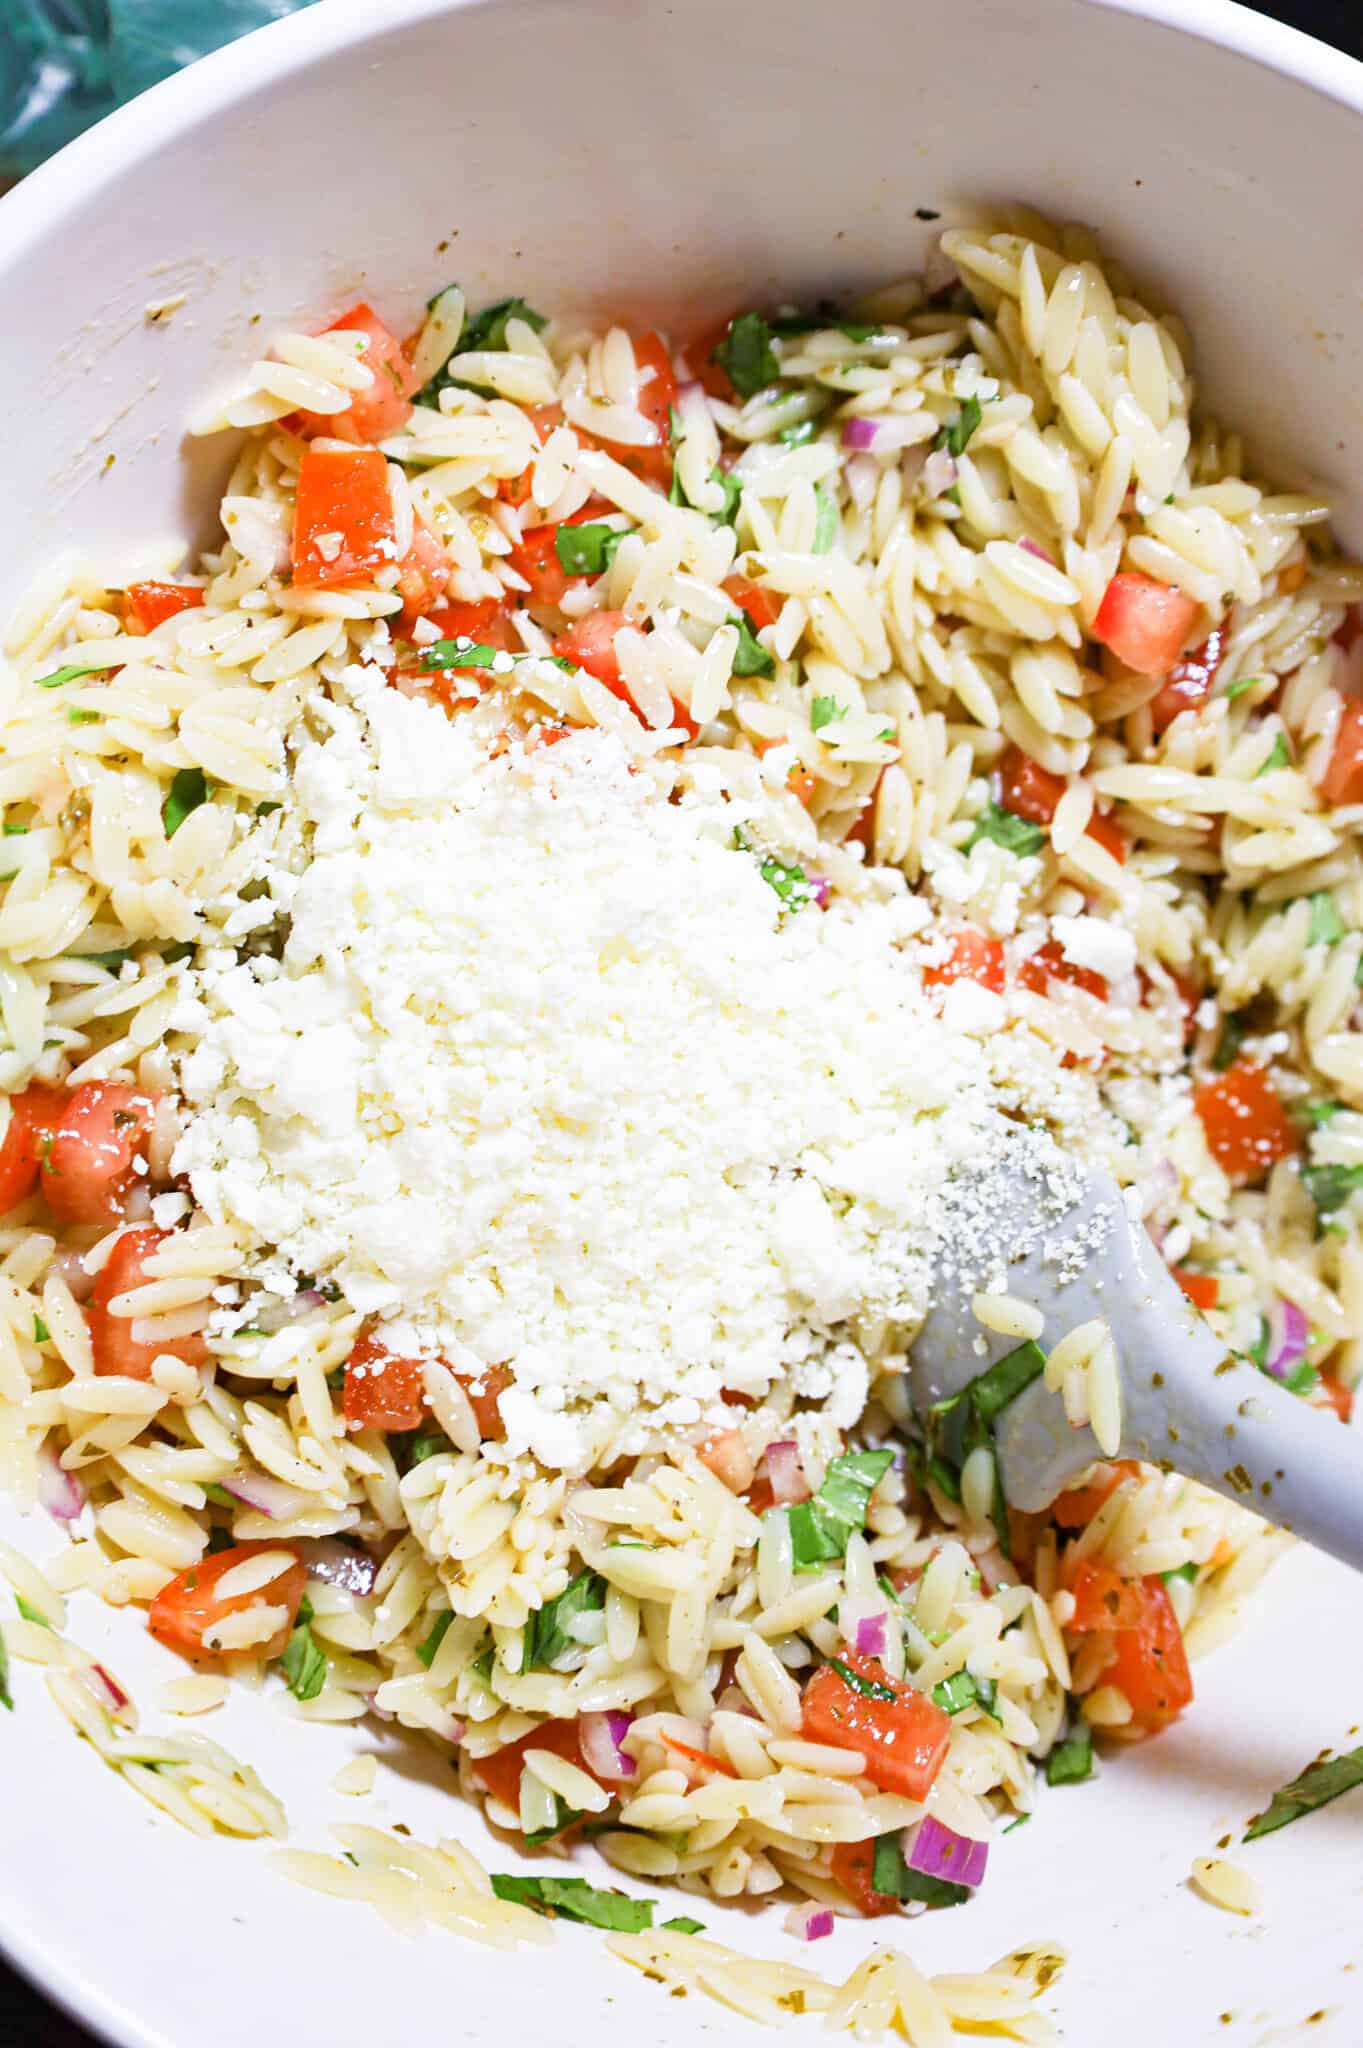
[1303,1100,1343,1128]
[406,1429,452,1466]
[255,800,283,817]
[713,313,780,399]
[297,1593,315,1628]
[417,1610,455,1669]
[67,708,101,726]
[812,486,838,555]
[962,1341,1047,1429]
[729,609,775,678]
[491,1873,655,1932]
[769,304,845,338]
[279,1616,328,1702]
[1307,891,1345,946]
[1002,1811,1031,1834]
[205,1524,235,1554]
[160,940,196,965]
[1211,1013,1246,1072]
[787,1448,893,1566]
[966,801,1045,858]
[662,1916,704,1935]
[1256,733,1291,777]
[463,296,546,354]
[1222,673,1263,700]
[1283,1361,1320,1397]
[870,1832,968,1908]
[933,1670,998,1719]
[758,852,811,912]
[778,418,819,448]
[829,1655,898,1701]
[523,1569,606,1669]
[202,1483,234,1507]
[420,639,505,673]
[3,823,27,836]
[935,393,982,458]
[163,767,211,840]
[1244,1745,1363,1841]
[1302,1163,1363,1217]
[554,522,631,576]
[32,1316,49,1345]
[15,1595,51,1629]
[523,1793,584,1847]
[0,1627,10,1711]
[671,461,741,526]
[75,948,134,975]
[35,663,103,689]
[926,1453,962,1503]
[811,695,846,734]
[1045,1721,1093,1786]
[1161,1562,1199,1586]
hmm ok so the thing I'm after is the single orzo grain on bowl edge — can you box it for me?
[0,206,1361,2024]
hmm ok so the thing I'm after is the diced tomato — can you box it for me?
[523,721,572,753]
[0,1084,63,1215]
[1318,1373,1354,1425]
[1050,1460,1140,1530]
[1066,1560,1145,1633]
[292,447,395,589]
[660,1733,738,1780]
[845,785,879,857]
[801,1651,952,1800]
[398,596,519,701]
[755,736,817,805]
[293,303,418,444]
[507,500,612,609]
[148,1541,305,1663]
[1092,573,1201,678]
[500,405,564,517]
[123,582,204,635]
[42,1082,157,1226]
[394,522,451,631]
[472,1718,595,1817]
[722,574,780,634]
[1148,626,1225,733]
[1193,1062,1300,1185]
[455,1360,512,1441]
[922,927,1006,994]
[999,746,1126,864]
[553,612,699,740]
[342,1330,427,1432]
[829,1839,900,1918]
[1106,1577,1193,1733]
[699,1428,756,1493]
[88,1227,207,1380]
[603,331,676,490]
[684,315,739,401]
[1321,697,1363,806]
[1017,938,1107,1003]
[1173,1268,1219,1312]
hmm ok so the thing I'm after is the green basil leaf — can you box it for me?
[67,708,101,726]
[729,610,775,679]
[163,767,211,840]
[662,1916,704,1935]
[35,663,103,689]
[829,1655,899,1701]
[1222,674,1263,700]
[32,1316,49,1345]
[934,393,982,458]
[810,695,847,733]
[1255,733,1291,777]
[963,1341,1047,1428]
[417,1610,454,1669]
[1045,1721,1093,1786]
[554,522,631,576]
[0,1627,11,1710]
[15,1594,51,1629]
[812,485,838,554]
[279,1618,328,1701]
[870,1833,969,1907]
[1302,1163,1363,1217]
[1307,891,1345,946]
[1302,1100,1343,1129]
[1211,1013,1246,1072]
[1244,1745,1363,1841]
[758,851,811,911]
[491,1874,655,1932]
[778,418,820,448]
[420,639,505,673]
[713,313,781,399]
[966,801,1045,857]
[462,296,546,353]
[524,1570,606,1669]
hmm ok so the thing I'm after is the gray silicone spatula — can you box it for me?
[911,1125,1363,1570]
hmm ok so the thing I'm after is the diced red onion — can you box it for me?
[579,1709,638,1782]
[784,1901,835,1941]
[808,875,832,910]
[36,1442,86,1524]
[300,1537,379,1598]
[902,1815,988,1891]
[223,1470,302,1520]
[53,1246,96,1304]
[78,1662,136,1727]
[1265,1297,1309,1379]
[763,1440,809,1506]
[443,1718,467,1745]
[841,416,880,450]
[364,1690,397,1723]
[922,449,957,497]
[674,378,703,405]
[853,1613,887,1658]
[1019,536,1054,564]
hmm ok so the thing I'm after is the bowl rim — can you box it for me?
[0,0,1362,272]
[0,0,1361,2041]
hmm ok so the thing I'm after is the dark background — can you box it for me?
[4,0,1363,2040]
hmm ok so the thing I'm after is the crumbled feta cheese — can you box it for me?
[1051,913,1137,982]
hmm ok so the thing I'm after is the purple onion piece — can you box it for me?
[784,1901,835,1940]
[853,1613,887,1658]
[903,1814,989,1890]
[300,1537,380,1598]
[841,416,880,450]
[1019,536,1054,564]
[1265,1296,1309,1378]
[808,875,832,910]
[36,1443,86,1524]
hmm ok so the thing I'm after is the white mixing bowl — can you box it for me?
[2,3,1362,2043]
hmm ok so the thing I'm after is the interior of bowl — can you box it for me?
[3,2,1363,2044]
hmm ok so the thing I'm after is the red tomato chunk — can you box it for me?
[1173,1268,1218,1312]
[0,1084,64,1214]
[829,1839,899,1918]
[1105,1577,1193,1733]
[922,927,1006,994]
[1321,697,1363,806]
[1193,1062,1300,1185]
[1066,1560,1146,1633]
[343,1330,427,1432]
[801,1650,951,1800]
[1148,626,1225,732]
[1000,746,1126,864]
[292,447,396,589]
[1050,1460,1140,1530]
[123,581,205,634]
[1092,572,1201,677]
[148,1542,305,1662]
[42,1082,157,1226]
[293,302,419,444]
[472,1718,598,1817]
[88,1227,206,1380]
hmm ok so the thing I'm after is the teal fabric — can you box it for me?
[0,0,316,175]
